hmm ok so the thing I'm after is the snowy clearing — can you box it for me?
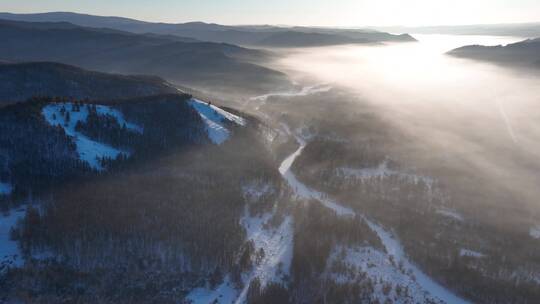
[278,127,470,304]
[94,105,143,133]
[188,99,245,145]
[0,207,26,269]
[235,210,294,304]
[0,182,12,195]
[42,103,135,170]
[327,245,443,303]
[186,209,294,304]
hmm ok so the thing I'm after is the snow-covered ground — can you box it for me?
[235,211,293,304]
[188,99,246,145]
[0,206,26,269]
[186,208,293,304]
[42,103,139,170]
[279,134,355,217]
[529,225,540,239]
[327,245,443,303]
[0,182,12,195]
[278,126,470,304]
[186,276,237,304]
[94,105,143,133]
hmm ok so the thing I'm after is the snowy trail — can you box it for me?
[278,127,471,304]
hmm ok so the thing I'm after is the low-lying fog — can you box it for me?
[272,34,540,212]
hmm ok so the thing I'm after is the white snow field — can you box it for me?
[278,126,470,304]
[0,206,26,269]
[188,98,246,145]
[42,103,140,170]
[0,182,12,195]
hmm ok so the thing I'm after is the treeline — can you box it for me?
[288,201,384,304]
[2,97,285,303]
[0,97,93,204]
[0,94,210,205]
[75,94,209,155]
[290,137,540,304]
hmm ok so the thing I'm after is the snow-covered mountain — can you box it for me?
[0,91,288,304]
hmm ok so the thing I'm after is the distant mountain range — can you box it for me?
[0,12,416,46]
[448,37,540,68]
[0,18,290,94]
[375,23,540,38]
[0,62,177,104]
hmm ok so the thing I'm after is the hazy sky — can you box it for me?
[1,0,540,26]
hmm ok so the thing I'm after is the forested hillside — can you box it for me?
[0,62,177,104]
[0,19,290,95]
[0,12,416,47]
[0,92,291,303]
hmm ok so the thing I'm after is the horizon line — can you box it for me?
[1,10,540,29]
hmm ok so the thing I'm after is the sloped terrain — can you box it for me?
[0,62,177,104]
[0,92,288,303]
[0,19,290,94]
[0,12,416,47]
[448,37,540,68]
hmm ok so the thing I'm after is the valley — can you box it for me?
[0,10,540,304]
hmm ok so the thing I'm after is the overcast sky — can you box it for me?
[2,0,540,26]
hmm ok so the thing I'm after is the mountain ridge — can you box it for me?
[0,11,416,46]
[0,18,290,94]
[0,61,178,104]
[448,37,540,68]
